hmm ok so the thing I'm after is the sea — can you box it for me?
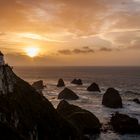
[14,66,140,140]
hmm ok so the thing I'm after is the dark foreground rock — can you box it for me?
[57,79,65,87]
[32,80,45,91]
[0,122,25,140]
[58,88,79,100]
[110,112,140,134]
[133,98,140,104]
[87,83,101,92]
[0,65,80,140]
[102,88,122,108]
[71,79,83,85]
[57,100,101,136]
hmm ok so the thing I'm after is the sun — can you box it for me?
[25,47,40,58]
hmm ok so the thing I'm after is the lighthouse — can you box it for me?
[0,51,5,66]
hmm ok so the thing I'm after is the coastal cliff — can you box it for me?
[0,65,79,140]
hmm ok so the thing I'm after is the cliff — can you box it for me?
[0,65,79,140]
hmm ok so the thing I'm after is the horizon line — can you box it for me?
[12,65,140,67]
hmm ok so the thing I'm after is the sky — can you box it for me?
[0,0,140,66]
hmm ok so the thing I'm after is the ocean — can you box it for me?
[14,66,140,140]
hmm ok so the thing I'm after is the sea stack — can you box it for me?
[87,82,101,92]
[133,98,140,104]
[32,80,45,93]
[57,78,65,87]
[102,88,122,108]
[71,79,83,85]
[111,112,140,134]
[57,100,101,135]
[58,88,79,100]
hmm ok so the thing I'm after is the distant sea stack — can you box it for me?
[0,52,80,140]
[133,98,140,104]
[32,80,45,93]
[102,88,122,108]
[58,88,79,100]
[71,79,83,85]
[87,82,101,92]
[57,78,65,87]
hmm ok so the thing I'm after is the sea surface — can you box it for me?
[14,66,140,140]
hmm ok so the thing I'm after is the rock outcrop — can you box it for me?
[57,100,101,136]
[0,65,80,140]
[32,80,45,91]
[133,98,140,104]
[0,122,24,140]
[71,79,83,85]
[58,88,79,100]
[57,79,65,87]
[110,112,140,134]
[0,65,16,94]
[87,83,101,92]
[102,88,122,108]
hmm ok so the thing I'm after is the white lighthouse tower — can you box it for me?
[0,51,5,66]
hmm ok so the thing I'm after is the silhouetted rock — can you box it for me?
[82,135,90,140]
[133,98,140,104]
[58,88,79,100]
[32,80,45,91]
[87,83,101,92]
[0,65,80,140]
[57,78,65,87]
[71,79,83,85]
[110,112,140,134]
[102,88,122,108]
[0,122,25,140]
[57,100,101,135]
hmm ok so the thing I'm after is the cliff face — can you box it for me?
[0,65,78,140]
[0,65,16,94]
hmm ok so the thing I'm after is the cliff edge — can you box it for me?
[0,65,78,140]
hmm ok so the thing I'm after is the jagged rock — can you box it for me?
[110,112,140,134]
[0,65,80,140]
[133,98,140,104]
[32,80,45,91]
[102,88,122,108]
[87,83,101,92]
[57,79,65,87]
[71,79,83,85]
[0,65,16,94]
[0,122,25,140]
[57,100,101,135]
[58,88,79,100]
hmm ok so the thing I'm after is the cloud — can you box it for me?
[0,0,140,35]
[101,30,140,50]
[99,47,112,52]
[58,49,72,55]
[0,0,107,34]
[0,32,6,36]
[58,46,117,55]
[58,47,95,55]
[0,0,140,66]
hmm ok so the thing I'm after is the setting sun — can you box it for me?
[25,47,40,58]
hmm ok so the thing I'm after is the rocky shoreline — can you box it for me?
[0,65,140,140]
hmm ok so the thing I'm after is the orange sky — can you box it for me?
[0,0,140,66]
